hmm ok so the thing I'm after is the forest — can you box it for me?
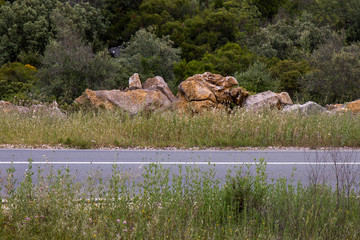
[0,0,359,106]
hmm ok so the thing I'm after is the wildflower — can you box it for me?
[25,217,31,221]
[116,219,121,223]
[123,221,127,224]
[122,229,128,232]
[89,218,93,221]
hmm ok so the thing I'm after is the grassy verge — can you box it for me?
[1,159,360,239]
[0,109,359,149]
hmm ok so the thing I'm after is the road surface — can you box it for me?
[0,149,359,187]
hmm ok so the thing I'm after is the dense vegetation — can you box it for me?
[0,0,359,105]
[1,158,360,239]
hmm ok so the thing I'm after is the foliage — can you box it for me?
[301,37,360,105]
[51,1,108,51]
[0,0,57,65]
[270,59,310,96]
[250,0,287,19]
[37,18,121,104]
[250,12,331,60]
[0,62,37,100]
[174,42,258,85]
[115,28,181,90]
[234,61,275,93]
[303,0,360,43]
[0,0,108,66]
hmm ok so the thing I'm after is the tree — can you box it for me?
[301,36,360,105]
[173,42,258,85]
[250,0,287,19]
[270,59,310,96]
[115,28,181,90]
[0,0,58,65]
[51,2,108,50]
[250,12,331,60]
[0,0,108,65]
[37,15,120,104]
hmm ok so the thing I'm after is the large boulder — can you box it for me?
[75,74,176,114]
[283,101,327,114]
[174,91,225,113]
[244,91,292,110]
[143,76,177,102]
[75,89,171,114]
[176,72,248,112]
[179,77,217,102]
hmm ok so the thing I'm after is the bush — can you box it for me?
[37,23,121,104]
[301,36,360,105]
[223,159,269,218]
[234,61,276,93]
[250,12,331,60]
[0,62,37,100]
[174,42,258,86]
[270,59,310,96]
[115,28,181,90]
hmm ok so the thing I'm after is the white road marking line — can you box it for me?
[0,161,359,165]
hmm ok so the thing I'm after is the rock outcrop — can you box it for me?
[346,99,360,113]
[0,100,64,117]
[326,99,360,114]
[75,74,174,114]
[75,89,171,114]
[175,72,249,113]
[244,91,293,111]
[283,101,327,114]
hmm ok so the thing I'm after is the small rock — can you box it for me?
[129,73,142,89]
[277,92,293,105]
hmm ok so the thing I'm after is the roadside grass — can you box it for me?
[0,109,359,149]
[1,159,360,239]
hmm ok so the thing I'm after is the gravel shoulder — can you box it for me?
[0,144,359,151]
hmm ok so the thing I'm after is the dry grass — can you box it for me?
[0,109,359,149]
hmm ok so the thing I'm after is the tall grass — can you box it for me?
[1,159,360,239]
[0,109,359,148]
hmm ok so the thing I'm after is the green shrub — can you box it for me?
[250,12,331,60]
[37,20,121,104]
[174,42,258,86]
[115,28,181,91]
[0,62,37,101]
[270,59,310,96]
[224,159,269,219]
[234,61,276,93]
[301,36,360,104]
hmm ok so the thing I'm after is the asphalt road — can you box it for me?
[0,149,359,188]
